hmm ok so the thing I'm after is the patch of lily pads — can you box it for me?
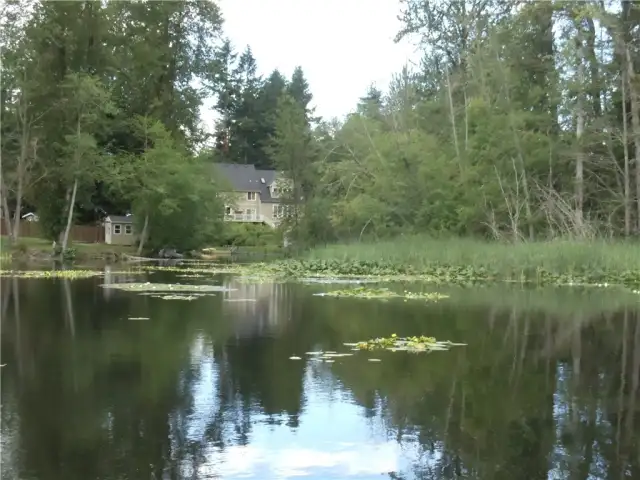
[0,269,102,279]
[290,351,354,362]
[151,294,200,301]
[346,335,466,353]
[289,336,466,363]
[100,282,236,293]
[136,259,640,292]
[314,287,448,301]
[300,277,382,285]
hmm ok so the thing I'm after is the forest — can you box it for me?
[1,0,640,253]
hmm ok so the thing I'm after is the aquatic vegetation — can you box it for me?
[151,294,199,301]
[137,255,640,291]
[315,287,448,301]
[0,269,102,279]
[300,277,383,285]
[140,264,248,274]
[345,335,467,353]
[303,238,640,289]
[295,351,355,363]
[100,282,235,293]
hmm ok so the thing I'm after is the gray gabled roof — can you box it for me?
[214,163,283,203]
[213,163,262,192]
[106,215,134,223]
[256,169,280,204]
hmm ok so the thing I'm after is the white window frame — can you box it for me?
[124,224,133,235]
[271,186,279,198]
[245,208,257,219]
[247,191,256,201]
[114,224,122,235]
[224,206,232,216]
[273,204,288,219]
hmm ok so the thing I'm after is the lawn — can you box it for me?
[1,235,134,259]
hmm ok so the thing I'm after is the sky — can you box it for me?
[201,0,419,131]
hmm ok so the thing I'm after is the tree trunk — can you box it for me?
[11,165,23,243]
[574,36,586,233]
[622,69,631,236]
[60,179,78,252]
[445,64,461,168]
[624,44,640,233]
[136,214,149,255]
[10,78,33,244]
[0,175,13,240]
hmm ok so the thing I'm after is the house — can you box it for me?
[104,214,136,246]
[213,163,291,228]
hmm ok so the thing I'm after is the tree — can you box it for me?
[287,66,314,119]
[54,74,115,251]
[108,116,225,253]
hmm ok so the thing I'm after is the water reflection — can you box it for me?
[221,277,292,338]
[1,277,639,479]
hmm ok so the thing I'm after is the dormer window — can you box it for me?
[247,192,256,201]
[271,186,278,198]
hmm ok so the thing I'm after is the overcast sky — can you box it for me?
[201,0,419,130]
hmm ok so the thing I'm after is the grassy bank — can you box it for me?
[0,236,134,262]
[299,236,640,287]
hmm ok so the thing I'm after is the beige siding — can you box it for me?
[223,190,284,227]
[108,222,137,246]
[261,203,277,224]
[225,191,260,214]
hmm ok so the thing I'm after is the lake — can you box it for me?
[2,268,640,479]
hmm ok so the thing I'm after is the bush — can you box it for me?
[219,223,282,247]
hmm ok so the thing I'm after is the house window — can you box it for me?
[246,208,257,219]
[225,206,232,215]
[114,224,122,235]
[124,224,133,235]
[271,187,278,198]
[273,205,288,219]
[247,192,256,201]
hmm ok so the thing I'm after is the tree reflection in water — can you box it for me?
[0,276,638,479]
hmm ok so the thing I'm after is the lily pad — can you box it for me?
[346,335,467,354]
[315,287,448,301]
[100,282,235,293]
[151,294,199,301]
[301,277,382,285]
[0,269,102,279]
[289,356,302,360]
[128,317,150,320]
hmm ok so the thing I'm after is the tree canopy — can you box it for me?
[1,0,640,251]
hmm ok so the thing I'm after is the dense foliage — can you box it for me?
[299,1,640,243]
[2,0,640,252]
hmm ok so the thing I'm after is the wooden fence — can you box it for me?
[0,220,105,243]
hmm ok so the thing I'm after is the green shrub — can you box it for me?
[219,223,282,247]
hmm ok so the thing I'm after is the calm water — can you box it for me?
[2,269,640,479]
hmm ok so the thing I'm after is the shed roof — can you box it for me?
[106,215,134,223]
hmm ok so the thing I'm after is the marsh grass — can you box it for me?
[306,236,640,277]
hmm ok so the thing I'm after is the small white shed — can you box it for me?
[104,215,136,246]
